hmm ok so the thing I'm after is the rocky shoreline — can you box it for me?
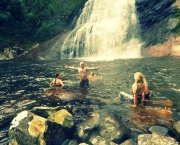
[2,90,179,145]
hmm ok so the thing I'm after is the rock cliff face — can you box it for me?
[135,0,180,57]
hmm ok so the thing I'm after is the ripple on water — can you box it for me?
[0,58,180,144]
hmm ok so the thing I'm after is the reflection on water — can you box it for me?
[0,57,180,143]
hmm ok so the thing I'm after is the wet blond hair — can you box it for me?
[134,72,145,84]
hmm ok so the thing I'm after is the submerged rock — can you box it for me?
[131,107,173,130]
[44,89,82,101]
[149,125,171,136]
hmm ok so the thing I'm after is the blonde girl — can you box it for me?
[131,72,149,107]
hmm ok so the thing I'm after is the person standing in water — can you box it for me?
[65,62,102,87]
[50,73,64,89]
[131,72,149,108]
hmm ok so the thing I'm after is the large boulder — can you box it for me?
[173,121,180,141]
[98,111,131,144]
[76,111,131,144]
[120,139,137,145]
[9,110,66,145]
[77,112,100,141]
[138,132,179,145]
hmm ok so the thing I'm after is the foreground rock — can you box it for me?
[173,121,180,141]
[9,110,66,145]
[8,106,180,145]
[77,111,131,144]
[138,132,179,145]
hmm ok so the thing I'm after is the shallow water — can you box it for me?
[1,57,180,144]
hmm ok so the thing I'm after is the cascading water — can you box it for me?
[61,0,143,60]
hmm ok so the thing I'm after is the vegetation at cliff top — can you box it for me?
[0,0,86,51]
[172,6,180,35]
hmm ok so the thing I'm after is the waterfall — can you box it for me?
[61,0,142,60]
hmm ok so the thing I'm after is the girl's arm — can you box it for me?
[131,84,138,107]
[50,79,55,87]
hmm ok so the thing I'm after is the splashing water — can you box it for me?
[61,0,142,60]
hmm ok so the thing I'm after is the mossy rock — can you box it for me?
[48,109,74,128]
[9,110,65,145]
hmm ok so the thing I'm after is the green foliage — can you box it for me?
[172,6,180,35]
[0,0,86,50]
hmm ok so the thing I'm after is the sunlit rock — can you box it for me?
[9,110,65,145]
[28,115,47,137]
[138,132,179,145]
[77,111,131,144]
[173,121,180,140]
[120,139,136,145]
[99,111,131,144]
[79,143,89,145]
[142,42,171,57]
[89,135,118,145]
[77,112,99,141]
[48,109,74,128]
[173,0,180,8]
[168,18,179,29]
[171,45,180,56]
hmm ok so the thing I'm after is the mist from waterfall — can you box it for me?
[61,0,143,60]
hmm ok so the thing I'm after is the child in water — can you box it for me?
[88,72,98,82]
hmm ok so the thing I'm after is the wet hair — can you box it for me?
[91,72,95,76]
[134,72,144,83]
[56,73,60,78]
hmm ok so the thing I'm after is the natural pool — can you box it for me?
[0,57,180,144]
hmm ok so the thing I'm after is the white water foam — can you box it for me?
[61,0,143,60]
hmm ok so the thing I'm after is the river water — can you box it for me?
[1,57,180,144]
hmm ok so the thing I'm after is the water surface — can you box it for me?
[0,57,180,144]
